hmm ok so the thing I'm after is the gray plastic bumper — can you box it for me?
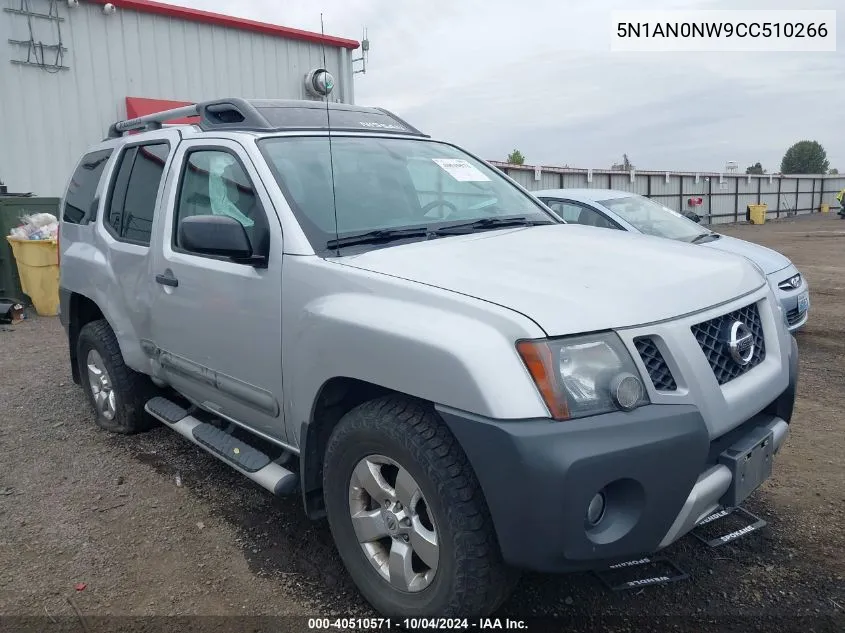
[658,416,788,548]
[437,337,797,573]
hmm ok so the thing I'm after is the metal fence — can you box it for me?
[489,162,845,225]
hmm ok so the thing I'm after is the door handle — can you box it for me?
[155,272,179,287]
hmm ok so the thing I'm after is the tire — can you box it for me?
[323,395,517,617]
[76,319,157,434]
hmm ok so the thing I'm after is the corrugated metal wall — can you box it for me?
[0,0,354,196]
[493,162,845,225]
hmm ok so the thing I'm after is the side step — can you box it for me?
[691,506,767,548]
[145,396,298,495]
[594,556,689,591]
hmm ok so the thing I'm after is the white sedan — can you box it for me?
[534,188,810,332]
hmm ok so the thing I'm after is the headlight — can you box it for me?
[778,273,802,291]
[517,332,649,421]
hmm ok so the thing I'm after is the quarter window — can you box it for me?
[63,149,113,224]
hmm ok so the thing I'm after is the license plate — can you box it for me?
[719,430,774,507]
[798,292,809,314]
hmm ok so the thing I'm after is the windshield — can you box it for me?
[599,195,707,242]
[258,136,555,252]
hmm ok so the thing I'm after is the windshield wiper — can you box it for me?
[326,227,431,250]
[433,216,550,236]
[690,232,720,244]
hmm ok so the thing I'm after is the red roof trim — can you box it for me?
[88,0,360,50]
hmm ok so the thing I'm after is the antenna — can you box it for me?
[320,13,341,255]
[353,27,369,74]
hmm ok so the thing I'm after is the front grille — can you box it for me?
[786,308,803,326]
[691,303,765,385]
[634,337,677,391]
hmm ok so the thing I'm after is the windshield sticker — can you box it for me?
[432,158,491,182]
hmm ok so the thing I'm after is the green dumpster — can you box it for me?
[0,196,61,302]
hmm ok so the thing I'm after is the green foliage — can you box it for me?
[745,162,766,175]
[506,149,525,165]
[780,141,829,174]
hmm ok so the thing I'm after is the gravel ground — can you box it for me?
[0,214,843,632]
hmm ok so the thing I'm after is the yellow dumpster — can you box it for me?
[5,238,59,316]
[820,203,830,214]
[747,204,768,225]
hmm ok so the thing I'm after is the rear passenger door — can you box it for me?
[98,130,180,350]
[149,139,286,442]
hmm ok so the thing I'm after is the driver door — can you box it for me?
[149,139,287,442]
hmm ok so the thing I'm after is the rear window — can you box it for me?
[63,149,113,224]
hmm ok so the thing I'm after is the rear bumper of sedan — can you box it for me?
[768,266,809,332]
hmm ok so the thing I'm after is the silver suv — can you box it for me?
[59,98,798,618]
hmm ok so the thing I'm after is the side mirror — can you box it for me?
[179,215,262,264]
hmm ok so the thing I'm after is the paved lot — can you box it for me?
[0,214,843,632]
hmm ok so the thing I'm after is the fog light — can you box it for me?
[586,492,606,526]
[611,373,644,411]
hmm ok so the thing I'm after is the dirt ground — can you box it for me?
[0,214,843,633]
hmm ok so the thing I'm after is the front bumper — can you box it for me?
[438,335,798,574]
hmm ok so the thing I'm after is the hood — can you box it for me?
[337,225,766,335]
[700,234,791,275]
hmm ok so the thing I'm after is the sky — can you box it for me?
[178,0,844,173]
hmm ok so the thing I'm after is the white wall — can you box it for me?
[0,0,354,196]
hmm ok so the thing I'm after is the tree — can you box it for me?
[611,153,635,171]
[506,149,525,165]
[780,140,829,174]
[829,168,839,175]
[745,162,766,175]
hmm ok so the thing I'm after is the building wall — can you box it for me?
[493,162,845,225]
[0,0,355,196]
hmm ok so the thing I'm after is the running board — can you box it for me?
[145,396,298,496]
[594,556,689,591]
[691,506,767,547]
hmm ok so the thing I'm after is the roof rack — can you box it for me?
[107,104,200,138]
[107,98,428,139]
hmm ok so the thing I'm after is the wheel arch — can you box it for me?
[66,292,106,384]
[299,377,413,519]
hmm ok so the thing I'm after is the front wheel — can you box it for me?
[76,320,157,434]
[323,395,516,617]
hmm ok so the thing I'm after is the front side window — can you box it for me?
[599,196,705,242]
[174,150,267,254]
[106,143,169,245]
[258,136,555,252]
[63,149,113,224]
[546,200,618,230]
[545,200,583,223]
